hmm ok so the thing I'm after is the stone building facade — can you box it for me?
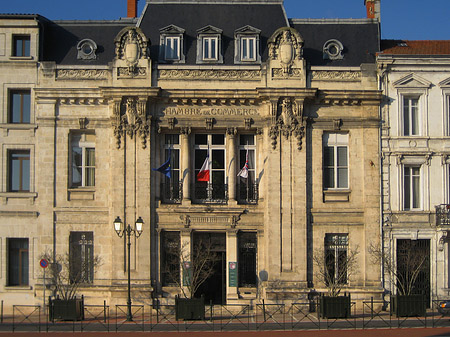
[379,40,450,303]
[0,0,382,310]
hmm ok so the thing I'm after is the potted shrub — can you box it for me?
[163,239,219,320]
[370,241,427,317]
[313,243,359,319]
[42,251,100,321]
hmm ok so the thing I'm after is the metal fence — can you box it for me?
[2,298,450,332]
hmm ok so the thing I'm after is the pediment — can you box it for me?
[235,25,261,35]
[197,25,223,35]
[393,73,432,89]
[159,24,185,34]
[439,77,450,88]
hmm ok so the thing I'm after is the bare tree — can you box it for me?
[41,251,101,300]
[163,239,219,299]
[370,241,427,296]
[313,246,359,297]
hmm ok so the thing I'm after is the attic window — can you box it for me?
[323,39,344,61]
[159,24,185,64]
[398,42,408,47]
[77,39,97,60]
[234,25,261,64]
[196,25,223,64]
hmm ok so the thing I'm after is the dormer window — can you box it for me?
[159,25,185,63]
[203,36,218,60]
[197,25,223,64]
[323,39,344,61]
[241,37,256,61]
[234,26,261,64]
[165,36,180,60]
[77,39,97,60]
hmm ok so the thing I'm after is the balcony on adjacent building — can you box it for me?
[160,181,183,204]
[435,204,450,226]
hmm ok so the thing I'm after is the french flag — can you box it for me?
[197,154,210,181]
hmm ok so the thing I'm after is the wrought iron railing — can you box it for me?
[435,204,450,226]
[160,182,183,204]
[238,182,259,204]
[193,182,228,204]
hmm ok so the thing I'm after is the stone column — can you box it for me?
[226,229,239,301]
[180,127,191,205]
[226,127,237,205]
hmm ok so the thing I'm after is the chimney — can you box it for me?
[364,0,380,21]
[127,0,138,18]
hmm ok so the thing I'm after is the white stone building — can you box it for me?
[379,40,450,303]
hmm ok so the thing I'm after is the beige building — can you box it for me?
[0,0,382,311]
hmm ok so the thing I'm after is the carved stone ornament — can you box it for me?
[269,97,305,150]
[112,97,150,149]
[114,27,149,74]
[268,27,303,76]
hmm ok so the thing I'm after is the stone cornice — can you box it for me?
[317,90,382,105]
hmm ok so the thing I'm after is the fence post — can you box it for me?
[262,299,266,322]
[1,300,3,324]
[371,297,374,319]
[104,300,107,323]
[210,300,213,322]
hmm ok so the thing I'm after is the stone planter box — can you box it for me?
[175,296,205,320]
[391,294,426,317]
[49,297,84,321]
[319,294,351,319]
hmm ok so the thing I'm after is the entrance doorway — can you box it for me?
[193,232,226,304]
[396,239,430,306]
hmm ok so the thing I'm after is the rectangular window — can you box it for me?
[323,133,348,189]
[71,134,95,187]
[9,90,31,123]
[241,37,256,61]
[162,134,181,202]
[194,134,226,201]
[238,134,257,203]
[8,238,29,286]
[238,232,257,287]
[203,37,218,60]
[404,166,421,210]
[13,35,30,57]
[9,150,30,192]
[325,234,348,285]
[161,231,180,286]
[69,232,94,283]
[403,97,419,136]
[165,36,180,60]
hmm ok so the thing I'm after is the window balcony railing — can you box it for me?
[237,182,259,204]
[160,181,183,204]
[435,204,450,226]
[193,182,228,204]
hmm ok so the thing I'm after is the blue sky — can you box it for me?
[0,0,448,40]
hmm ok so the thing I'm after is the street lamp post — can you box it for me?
[114,216,144,321]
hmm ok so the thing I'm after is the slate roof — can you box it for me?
[42,20,135,65]
[2,3,381,67]
[380,40,450,56]
[290,19,379,67]
[138,3,288,65]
